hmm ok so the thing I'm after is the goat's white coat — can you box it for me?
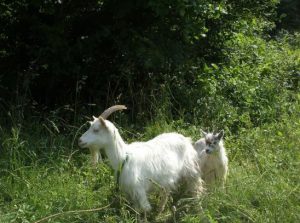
[79,118,203,211]
[194,132,228,187]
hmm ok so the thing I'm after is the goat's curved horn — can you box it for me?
[99,105,127,119]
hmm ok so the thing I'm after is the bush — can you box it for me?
[167,31,299,132]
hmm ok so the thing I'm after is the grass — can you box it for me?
[0,114,299,222]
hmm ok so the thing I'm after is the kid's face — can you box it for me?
[202,131,224,154]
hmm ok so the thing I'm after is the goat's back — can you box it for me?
[120,133,198,192]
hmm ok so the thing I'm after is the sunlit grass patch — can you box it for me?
[0,113,299,222]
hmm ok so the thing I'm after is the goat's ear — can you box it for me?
[200,129,207,136]
[216,130,224,140]
[99,117,108,129]
[92,116,97,120]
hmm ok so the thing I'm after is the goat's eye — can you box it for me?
[93,128,99,133]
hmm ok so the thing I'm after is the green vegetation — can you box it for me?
[0,0,299,222]
[0,113,299,222]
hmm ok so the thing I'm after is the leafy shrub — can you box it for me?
[167,31,299,132]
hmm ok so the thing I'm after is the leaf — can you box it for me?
[179,8,185,17]
[211,63,219,70]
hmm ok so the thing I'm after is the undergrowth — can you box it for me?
[0,112,299,222]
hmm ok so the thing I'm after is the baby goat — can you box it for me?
[194,130,228,187]
[78,105,203,216]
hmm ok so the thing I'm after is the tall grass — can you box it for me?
[0,111,299,222]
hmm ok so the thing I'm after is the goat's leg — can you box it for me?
[134,188,151,222]
[136,189,151,212]
[143,211,148,222]
[137,212,147,223]
[222,165,228,190]
[187,176,205,196]
[98,152,103,163]
[214,167,227,189]
[137,211,148,223]
[136,207,149,223]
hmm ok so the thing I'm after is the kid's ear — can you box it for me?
[200,129,207,136]
[99,116,108,129]
[217,130,224,140]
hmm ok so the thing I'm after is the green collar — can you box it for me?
[116,154,129,192]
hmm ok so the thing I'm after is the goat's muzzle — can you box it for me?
[206,149,212,154]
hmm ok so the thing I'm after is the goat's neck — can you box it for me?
[104,128,128,171]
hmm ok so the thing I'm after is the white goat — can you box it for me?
[78,105,203,215]
[194,130,228,187]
